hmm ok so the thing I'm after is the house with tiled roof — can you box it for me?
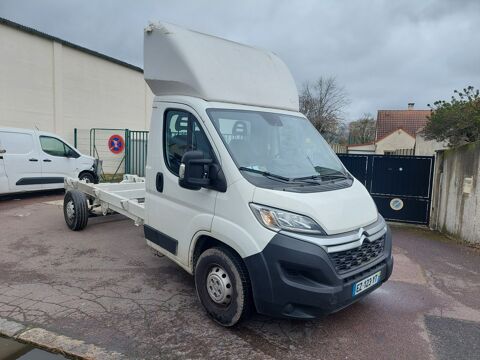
[348,103,437,155]
[376,104,430,140]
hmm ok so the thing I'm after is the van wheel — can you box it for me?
[79,172,95,183]
[194,247,252,327]
[64,190,89,231]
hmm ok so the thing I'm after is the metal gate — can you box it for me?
[338,154,435,225]
[125,130,149,177]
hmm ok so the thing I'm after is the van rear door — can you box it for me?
[0,130,42,193]
[0,136,8,194]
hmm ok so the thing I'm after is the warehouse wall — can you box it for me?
[0,24,55,132]
[0,22,153,146]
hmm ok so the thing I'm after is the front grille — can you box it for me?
[329,236,385,274]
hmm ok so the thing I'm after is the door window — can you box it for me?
[0,132,34,154]
[164,110,214,176]
[40,136,75,157]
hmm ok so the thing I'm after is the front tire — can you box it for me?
[64,190,89,231]
[79,172,95,183]
[194,247,252,327]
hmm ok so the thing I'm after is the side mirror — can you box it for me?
[178,150,213,190]
[66,149,78,158]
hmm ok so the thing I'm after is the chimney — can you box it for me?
[408,103,415,110]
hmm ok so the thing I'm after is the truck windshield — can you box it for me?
[207,109,347,180]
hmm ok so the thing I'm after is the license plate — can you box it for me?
[352,271,381,296]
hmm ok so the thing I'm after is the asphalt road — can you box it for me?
[0,193,479,359]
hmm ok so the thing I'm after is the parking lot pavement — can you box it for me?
[0,195,479,360]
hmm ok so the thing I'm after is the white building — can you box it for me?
[0,17,154,173]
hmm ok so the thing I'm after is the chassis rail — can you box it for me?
[64,175,146,225]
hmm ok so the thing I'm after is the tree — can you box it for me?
[299,77,350,143]
[348,114,376,144]
[423,86,480,147]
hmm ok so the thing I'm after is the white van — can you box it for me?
[62,22,393,327]
[0,128,99,195]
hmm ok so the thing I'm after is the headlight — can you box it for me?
[249,203,325,235]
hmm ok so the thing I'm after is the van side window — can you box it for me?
[40,136,75,157]
[164,110,214,176]
[0,132,34,154]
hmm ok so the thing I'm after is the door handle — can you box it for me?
[43,159,52,162]
[156,172,164,192]
[29,158,38,162]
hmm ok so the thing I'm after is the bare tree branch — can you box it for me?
[348,113,376,144]
[299,77,350,143]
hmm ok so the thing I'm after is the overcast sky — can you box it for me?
[1,0,479,120]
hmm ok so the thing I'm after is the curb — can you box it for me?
[0,317,125,360]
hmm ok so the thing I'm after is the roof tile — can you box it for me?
[376,110,430,140]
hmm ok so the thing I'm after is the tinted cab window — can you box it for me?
[164,110,214,176]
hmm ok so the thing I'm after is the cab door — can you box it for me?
[0,130,42,193]
[145,104,218,267]
[38,135,77,189]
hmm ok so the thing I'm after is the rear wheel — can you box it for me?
[63,190,89,231]
[194,247,252,327]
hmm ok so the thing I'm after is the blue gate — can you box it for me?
[338,154,435,225]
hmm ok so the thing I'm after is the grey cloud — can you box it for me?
[0,0,479,120]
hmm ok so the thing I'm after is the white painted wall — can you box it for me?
[0,24,55,132]
[0,22,153,147]
[415,131,448,156]
[375,129,415,154]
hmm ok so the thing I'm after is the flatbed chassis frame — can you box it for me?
[64,175,146,226]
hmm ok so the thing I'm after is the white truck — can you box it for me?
[0,128,100,195]
[63,22,393,327]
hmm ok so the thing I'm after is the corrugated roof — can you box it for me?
[0,17,143,73]
[376,109,430,140]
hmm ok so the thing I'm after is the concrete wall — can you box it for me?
[431,141,480,244]
[0,23,153,146]
[415,132,448,156]
[347,143,376,154]
[375,129,415,154]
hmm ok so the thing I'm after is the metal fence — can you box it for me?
[391,148,415,156]
[330,143,347,154]
[74,128,147,181]
[125,130,149,177]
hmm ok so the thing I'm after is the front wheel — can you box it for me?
[79,172,95,183]
[64,190,89,231]
[194,247,252,327]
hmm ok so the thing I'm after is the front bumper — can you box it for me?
[244,226,394,319]
[93,159,103,183]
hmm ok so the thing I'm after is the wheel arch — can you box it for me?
[78,170,98,183]
[190,233,249,272]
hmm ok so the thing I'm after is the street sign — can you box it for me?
[108,134,125,154]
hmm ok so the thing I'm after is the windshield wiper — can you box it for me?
[293,171,349,182]
[239,167,341,186]
[238,167,292,182]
